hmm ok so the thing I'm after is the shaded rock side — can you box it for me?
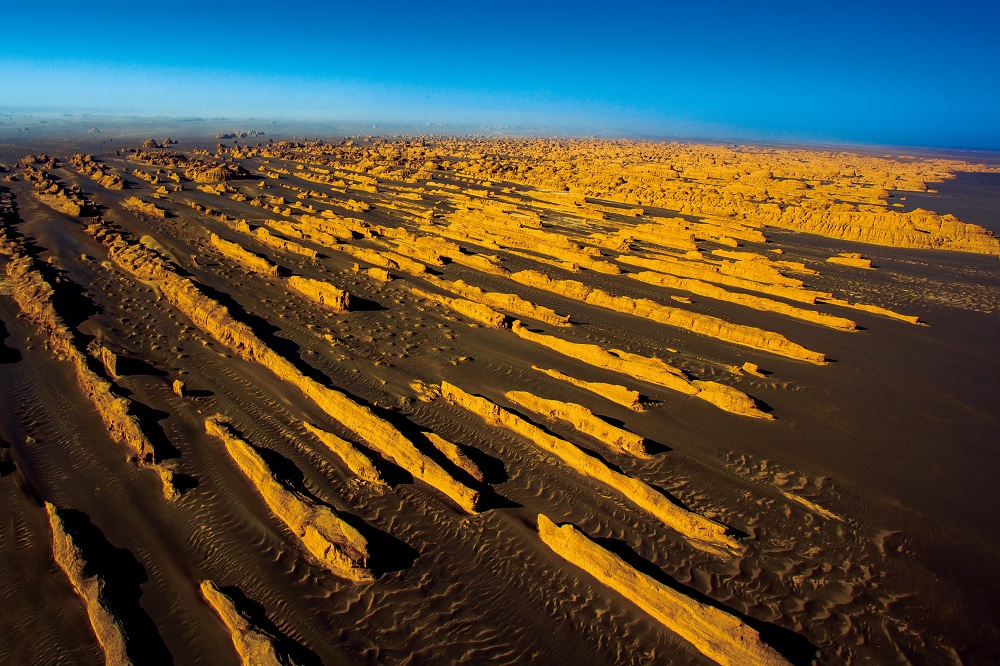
[537,515,790,666]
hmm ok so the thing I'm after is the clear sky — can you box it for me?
[2,1,999,148]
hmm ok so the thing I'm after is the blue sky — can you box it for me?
[2,1,999,148]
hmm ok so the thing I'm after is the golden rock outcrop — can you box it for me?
[209,233,279,277]
[431,278,570,326]
[302,421,386,486]
[511,322,770,419]
[123,196,166,218]
[505,390,648,457]
[442,382,739,556]
[532,366,643,411]
[4,254,177,498]
[425,432,485,483]
[199,581,288,666]
[254,227,318,259]
[91,223,478,512]
[287,276,350,312]
[508,270,826,363]
[46,503,132,666]
[827,252,874,269]
[409,286,506,327]
[537,515,789,666]
[205,415,373,582]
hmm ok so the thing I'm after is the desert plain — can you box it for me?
[1,132,999,665]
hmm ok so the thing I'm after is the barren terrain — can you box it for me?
[1,137,998,665]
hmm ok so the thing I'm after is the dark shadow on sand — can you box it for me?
[57,507,174,666]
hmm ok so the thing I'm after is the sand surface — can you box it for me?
[1,137,998,665]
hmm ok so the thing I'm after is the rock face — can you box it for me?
[537,515,790,666]
[532,366,643,411]
[302,421,385,485]
[123,196,166,218]
[254,227,318,259]
[46,503,132,666]
[511,321,770,419]
[90,222,478,513]
[442,382,739,557]
[827,252,874,269]
[287,276,349,312]
[199,581,289,666]
[209,233,279,277]
[431,278,570,327]
[505,390,648,457]
[425,432,485,482]
[409,286,506,327]
[205,415,373,582]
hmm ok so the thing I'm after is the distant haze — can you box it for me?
[1,0,998,149]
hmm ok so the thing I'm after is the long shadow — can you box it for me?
[347,295,386,312]
[592,535,818,665]
[115,356,168,377]
[215,585,322,666]
[57,508,174,666]
[194,282,333,387]
[596,413,673,454]
[0,438,14,476]
[125,400,181,462]
[0,316,22,363]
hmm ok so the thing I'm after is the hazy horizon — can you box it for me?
[2,1,999,150]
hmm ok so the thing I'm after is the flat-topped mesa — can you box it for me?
[505,390,649,458]
[254,227,318,259]
[205,415,373,582]
[209,233,279,277]
[431,277,571,327]
[536,515,790,666]
[442,382,739,556]
[90,223,478,513]
[199,581,288,666]
[826,252,874,269]
[510,322,770,419]
[302,421,386,486]
[287,276,350,312]
[425,432,485,483]
[508,270,826,364]
[122,196,166,218]
[629,269,857,331]
[46,503,133,666]
[532,366,643,411]
[4,255,177,499]
[409,286,506,328]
